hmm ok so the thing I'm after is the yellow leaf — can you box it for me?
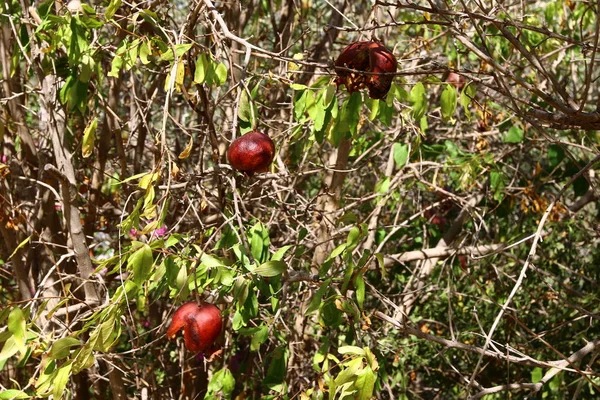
[178,135,193,159]
[82,117,98,158]
[175,59,185,92]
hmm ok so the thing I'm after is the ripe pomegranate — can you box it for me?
[335,41,397,99]
[167,302,222,353]
[227,130,275,175]
[446,72,465,90]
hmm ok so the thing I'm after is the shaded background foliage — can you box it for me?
[1,0,600,398]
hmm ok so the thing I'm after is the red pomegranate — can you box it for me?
[446,72,465,90]
[335,41,397,99]
[167,302,222,353]
[227,130,275,175]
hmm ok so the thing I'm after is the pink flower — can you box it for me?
[153,225,168,237]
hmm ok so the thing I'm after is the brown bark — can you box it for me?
[311,138,352,271]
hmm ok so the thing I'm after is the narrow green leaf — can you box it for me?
[355,274,365,310]
[368,99,380,121]
[0,389,30,399]
[238,90,255,125]
[8,308,26,353]
[338,345,365,356]
[8,235,31,261]
[341,91,362,136]
[52,362,72,399]
[254,260,286,277]
[271,245,293,261]
[306,279,331,315]
[105,0,121,19]
[290,83,307,90]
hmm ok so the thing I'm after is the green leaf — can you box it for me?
[214,62,228,85]
[504,126,524,143]
[79,54,95,83]
[194,53,209,84]
[160,43,193,61]
[249,222,270,263]
[573,175,589,197]
[8,308,26,353]
[322,84,336,108]
[355,366,377,400]
[368,99,380,121]
[72,343,94,374]
[129,243,154,286]
[410,82,427,121]
[251,325,269,351]
[355,274,365,310]
[294,89,308,121]
[0,390,30,399]
[290,83,307,90]
[338,346,365,356]
[8,235,31,261]
[0,336,20,367]
[80,15,104,29]
[139,40,151,65]
[50,337,81,360]
[207,368,236,395]
[392,143,409,169]
[254,260,286,277]
[81,117,98,158]
[490,171,506,201]
[346,226,362,249]
[271,245,293,261]
[440,84,457,122]
[105,0,122,19]
[460,83,476,120]
[341,91,362,137]
[109,55,123,77]
[548,144,565,168]
[375,177,391,194]
[68,19,88,67]
[327,243,348,261]
[238,90,255,126]
[306,279,332,315]
[531,367,543,383]
[53,362,72,399]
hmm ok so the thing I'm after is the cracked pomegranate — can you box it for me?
[335,41,397,99]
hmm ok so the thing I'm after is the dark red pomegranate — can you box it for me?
[227,130,275,175]
[335,41,397,99]
[167,302,222,353]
